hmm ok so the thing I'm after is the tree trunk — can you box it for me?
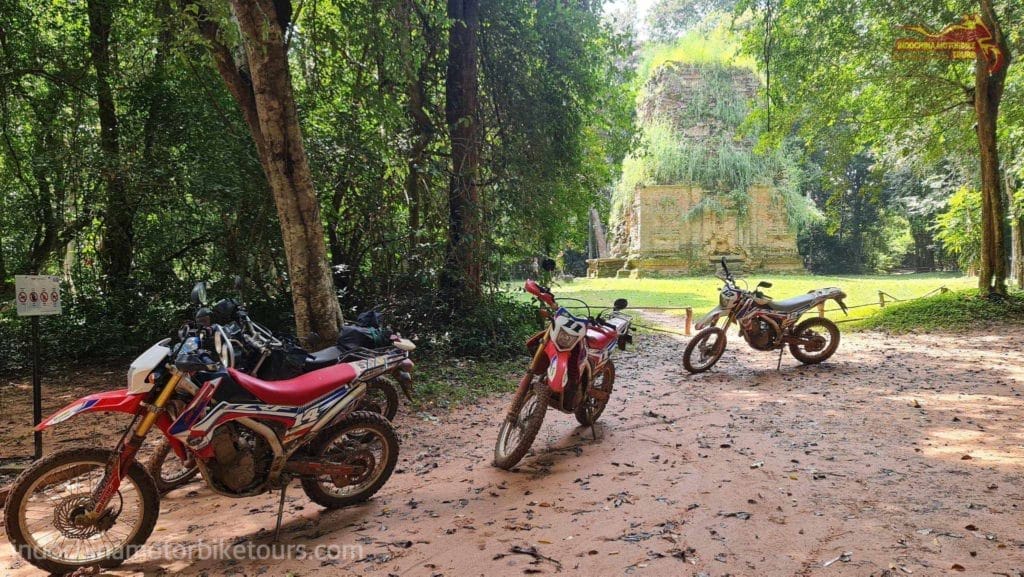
[975,0,1011,296]
[590,207,609,258]
[442,0,482,309]
[399,0,438,256]
[87,0,133,293]
[194,0,342,343]
[1011,173,1024,289]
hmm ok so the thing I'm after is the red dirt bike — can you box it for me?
[683,257,848,373]
[4,323,413,575]
[146,282,414,494]
[493,280,632,470]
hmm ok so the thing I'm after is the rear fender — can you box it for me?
[544,340,571,393]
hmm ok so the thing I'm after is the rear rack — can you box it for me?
[341,346,410,382]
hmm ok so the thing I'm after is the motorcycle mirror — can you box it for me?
[541,258,556,272]
[613,298,628,311]
[757,281,773,289]
[191,281,208,306]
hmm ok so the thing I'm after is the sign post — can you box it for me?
[14,275,62,460]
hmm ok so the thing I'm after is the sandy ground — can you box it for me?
[2,318,1024,577]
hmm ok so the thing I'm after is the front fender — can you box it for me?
[544,340,571,393]
[695,306,724,330]
[36,389,147,431]
[36,388,186,459]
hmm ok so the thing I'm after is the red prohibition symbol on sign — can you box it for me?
[40,291,49,303]
[18,291,28,303]
[29,291,38,303]
[51,291,59,303]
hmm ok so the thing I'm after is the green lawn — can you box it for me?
[507,272,977,327]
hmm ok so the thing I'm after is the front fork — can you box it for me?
[87,372,184,518]
[508,332,550,418]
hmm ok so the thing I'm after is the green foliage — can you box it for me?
[645,0,739,44]
[934,186,983,273]
[853,289,1024,333]
[638,20,756,78]
[0,0,636,371]
[735,0,1023,279]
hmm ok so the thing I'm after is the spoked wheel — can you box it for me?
[683,326,727,373]
[300,411,399,508]
[356,378,400,421]
[788,317,840,364]
[575,362,615,426]
[146,439,199,494]
[4,448,160,575]
[493,376,551,470]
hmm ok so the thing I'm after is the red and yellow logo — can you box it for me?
[894,14,1005,74]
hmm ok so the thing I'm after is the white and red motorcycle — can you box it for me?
[4,321,414,574]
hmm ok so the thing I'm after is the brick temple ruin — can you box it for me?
[588,62,804,278]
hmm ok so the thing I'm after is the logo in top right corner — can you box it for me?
[894,14,1005,74]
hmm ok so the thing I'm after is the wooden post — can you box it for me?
[685,307,693,336]
[817,301,825,318]
[878,290,886,308]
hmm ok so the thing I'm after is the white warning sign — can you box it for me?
[14,275,62,316]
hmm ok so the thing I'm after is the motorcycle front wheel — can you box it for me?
[683,326,727,373]
[493,376,550,470]
[788,317,840,364]
[4,448,160,575]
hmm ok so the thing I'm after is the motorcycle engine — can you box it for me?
[205,423,273,494]
[743,316,783,351]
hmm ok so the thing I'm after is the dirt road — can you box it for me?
[3,321,1024,576]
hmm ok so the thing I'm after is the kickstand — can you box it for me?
[590,423,598,440]
[273,483,288,542]
[776,347,784,371]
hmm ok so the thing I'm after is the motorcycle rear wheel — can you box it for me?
[574,362,614,426]
[147,439,200,494]
[683,326,727,373]
[493,376,550,470]
[357,378,400,421]
[788,317,840,364]
[4,448,160,575]
[300,411,399,508]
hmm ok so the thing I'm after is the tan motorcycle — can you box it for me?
[683,257,848,373]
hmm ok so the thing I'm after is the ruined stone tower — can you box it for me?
[589,61,805,278]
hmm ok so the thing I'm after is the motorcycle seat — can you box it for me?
[766,293,819,313]
[228,363,357,406]
[586,326,618,351]
[304,346,341,371]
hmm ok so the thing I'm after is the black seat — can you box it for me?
[766,294,818,313]
[304,346,341,370]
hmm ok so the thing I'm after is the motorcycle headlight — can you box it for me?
[554,328,578,350]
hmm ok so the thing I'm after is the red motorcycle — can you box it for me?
[493,280,631,469]
[4,324,413,574]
